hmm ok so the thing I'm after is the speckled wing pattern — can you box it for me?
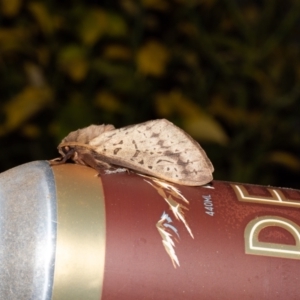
[89,119,214,186]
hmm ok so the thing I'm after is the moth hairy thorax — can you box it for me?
[49,119,214,186]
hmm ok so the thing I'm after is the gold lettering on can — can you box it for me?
[245,216,300,260]
[231,184,300,208]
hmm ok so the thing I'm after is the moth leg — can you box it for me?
[49,148,76,165]
[77,151,112,173]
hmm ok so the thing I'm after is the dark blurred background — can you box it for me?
[0,0,299,188]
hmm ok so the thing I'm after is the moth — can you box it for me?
[50,119,214,186]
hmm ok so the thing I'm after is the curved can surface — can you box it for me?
[0,161,57,300]
[1,161,300,299]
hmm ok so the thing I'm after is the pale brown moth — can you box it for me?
[50,119,214,186]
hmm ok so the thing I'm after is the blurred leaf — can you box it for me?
[142,0,169,11]
[178,22,199,37]
[0,0,22,17]
[58,45,88,81]
[183,117,229,145]
[24,62,47,87]
[155,93,174,116]
[241,4,260,24]
[93,59,132,78]
[103,44,132,61]
[121,0,141,15]
[209,95,261,126]
[268,151,300,171]
[155,90,228,144]
[54,94,98,140]
[36,46,51,66]
[21,124,41,138]
[94,91,123,112]
[28,2,57,35]
[136,40,170,76]
[79,9,108,45]
[0,28,29,52]
[107,13,128,37]
[0,86,52,136]
[79,9,128,46]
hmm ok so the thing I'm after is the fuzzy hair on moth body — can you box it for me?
[49,119,214,186]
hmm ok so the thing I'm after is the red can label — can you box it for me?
[101,173,300,299]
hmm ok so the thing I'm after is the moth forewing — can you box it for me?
[89,119,214,186]
[60,124,115,144]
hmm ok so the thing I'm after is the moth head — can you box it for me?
[58,145,75,159]
[57,143,90,165]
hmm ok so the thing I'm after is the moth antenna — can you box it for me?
[58,142,95,151]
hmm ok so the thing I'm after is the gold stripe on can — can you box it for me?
[51,164,106,300]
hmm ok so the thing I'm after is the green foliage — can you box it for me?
[0,0,299,188]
